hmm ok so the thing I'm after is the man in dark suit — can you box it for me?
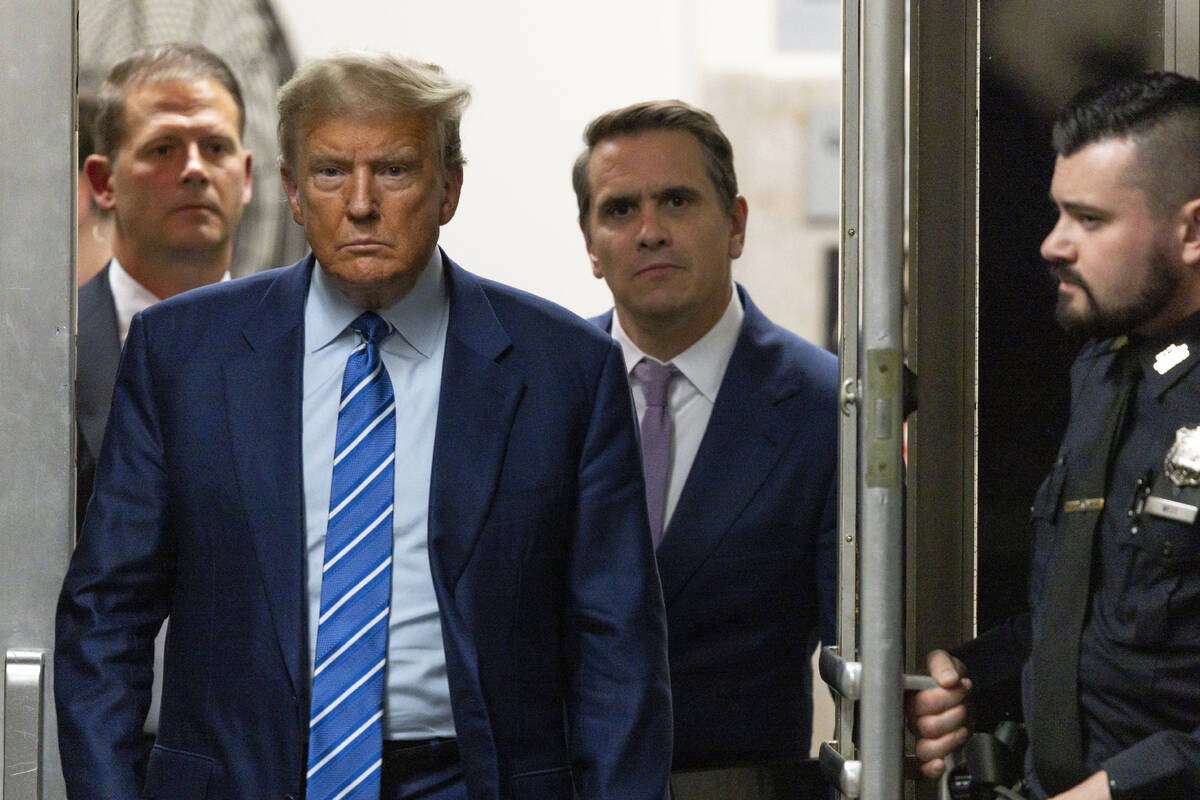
[56,53,671,800]
[75,43,253,532]
[909,71,1200,800]
[572,100,837,799]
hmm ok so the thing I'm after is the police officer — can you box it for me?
[908,71,1200,800]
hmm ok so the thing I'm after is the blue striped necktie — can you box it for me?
[307,311,396,800]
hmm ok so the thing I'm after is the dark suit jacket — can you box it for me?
[593,285,837,769]
[75,262,121,532]
[56,253,672,800]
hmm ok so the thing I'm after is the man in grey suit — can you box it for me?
[76,42,252,530]
[574,100,838,799]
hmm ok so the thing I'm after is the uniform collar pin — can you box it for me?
[1153,342,1190,375]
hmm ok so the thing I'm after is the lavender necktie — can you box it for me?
[633,359,677,547]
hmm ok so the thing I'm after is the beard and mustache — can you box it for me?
[1048,251,1181,338]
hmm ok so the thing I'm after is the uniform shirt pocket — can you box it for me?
[1121,509,1199,646]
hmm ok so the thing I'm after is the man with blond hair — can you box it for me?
[57,53,671,800]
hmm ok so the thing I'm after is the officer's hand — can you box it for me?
[904,649,971,779]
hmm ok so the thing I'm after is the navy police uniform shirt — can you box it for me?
[1023,310,1200,799]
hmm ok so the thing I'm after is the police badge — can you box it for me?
[1164,425,1200,487]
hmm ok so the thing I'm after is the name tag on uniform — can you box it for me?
[1144,496,1199,524]
[1154,343,1190,375]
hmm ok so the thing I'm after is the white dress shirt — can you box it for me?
[302,251,455,739]
[612,288,744,531]
[107,257,230,345]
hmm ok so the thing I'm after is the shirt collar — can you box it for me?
[108,256,231,345]
[306,248,447,357]
[612,284,744,402]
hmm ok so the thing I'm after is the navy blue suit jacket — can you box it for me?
[593,285,837,769]
[56,253,672,799]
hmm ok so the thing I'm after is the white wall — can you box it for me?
[271,0,838,325]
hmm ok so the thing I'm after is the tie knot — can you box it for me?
[633,359,677,407]
[1112,337,1145,384]
[351,311,391,346]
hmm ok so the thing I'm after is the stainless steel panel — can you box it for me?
[858,0,907,793]
[833,0,862,787]
[5,651,45,800]
[0,0,77,796]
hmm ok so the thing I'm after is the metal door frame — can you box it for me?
[0,0,76,796]
[830,2,1199,799]
[1166,0,1200,76]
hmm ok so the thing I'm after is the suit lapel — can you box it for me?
[224,257,312,696]
[655,290,801,605]
[428,256,525,594]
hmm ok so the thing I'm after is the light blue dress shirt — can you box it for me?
[302,250,455,739]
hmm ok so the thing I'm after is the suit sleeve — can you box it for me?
[953,613,1031,693]
[1101,724,1200,798]
[55,313,173,799]
[565,340,672,799]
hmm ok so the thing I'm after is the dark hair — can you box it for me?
[572,100,737,230]
[277,53,470,175]
[94,42,246,160]
[1053,71,1200,213]
[78,94,100,168]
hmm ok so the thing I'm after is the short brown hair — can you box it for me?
[78,94,100,168]
[572,100,738,230]
[276,53,471,175]
[93,42,246,160]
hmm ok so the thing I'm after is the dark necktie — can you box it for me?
[1032,339,1141,794]
[633,359,677,547]
[307,312,396,800]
